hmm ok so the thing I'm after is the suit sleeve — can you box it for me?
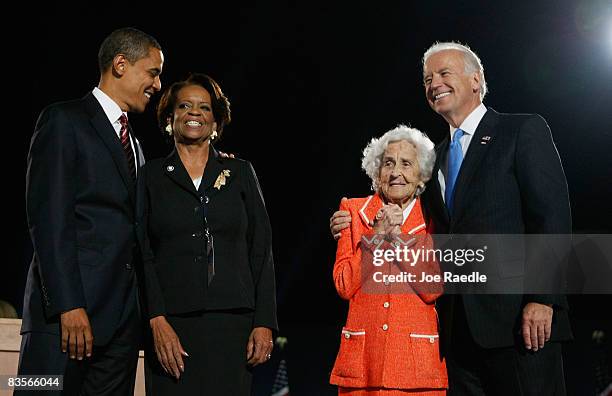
[515,114,571,308]
[333,200,364,300]
[244,161,278,331]
[515,115,571,234]
[26,106,86,318]
[141,169,167,319]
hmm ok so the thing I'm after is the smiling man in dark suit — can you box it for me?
[419,41,572,395]
[19,28,164,395]
[330,41,572,395]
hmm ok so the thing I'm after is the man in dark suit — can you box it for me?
[19,28,164,395]
[331,42,571,395]
[419,42,572,395]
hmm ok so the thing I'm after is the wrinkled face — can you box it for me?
[379,141,423,205]
[423,49,480,121]
[171,84,217,144]
[118,47,164,113]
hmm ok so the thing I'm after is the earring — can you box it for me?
[211,130,218,140]
[165,124,173,135]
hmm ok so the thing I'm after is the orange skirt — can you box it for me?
[338,387,446,396]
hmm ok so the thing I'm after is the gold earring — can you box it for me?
[211,130,218,140]
[165,124,173,135]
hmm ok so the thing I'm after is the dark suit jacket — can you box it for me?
[422,108,573,349]
[24,92,146,346]
[142,148,278,331]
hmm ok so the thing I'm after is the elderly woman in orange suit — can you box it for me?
[330,125,447,395]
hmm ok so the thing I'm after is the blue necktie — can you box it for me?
[445,128,464,215]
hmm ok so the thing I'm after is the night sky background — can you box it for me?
[14,1,612,394]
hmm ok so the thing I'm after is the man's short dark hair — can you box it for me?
[98,27,161,73]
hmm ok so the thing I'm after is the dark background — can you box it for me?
[14,1,612,394]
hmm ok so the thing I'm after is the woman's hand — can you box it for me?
[150,316,189,379]
[372,204,403,235]
[246,327,273,366]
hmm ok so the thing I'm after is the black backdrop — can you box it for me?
[15,1,612,394]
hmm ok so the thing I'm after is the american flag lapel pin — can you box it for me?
[480,136,491,145]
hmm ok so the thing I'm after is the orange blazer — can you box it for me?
[330,194,447,390]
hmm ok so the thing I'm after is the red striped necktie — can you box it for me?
[119,114,136,182]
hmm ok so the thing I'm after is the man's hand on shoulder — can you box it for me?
[217,150,235,158]
[330,197,351,240]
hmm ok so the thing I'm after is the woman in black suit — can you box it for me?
[143,73,277,395]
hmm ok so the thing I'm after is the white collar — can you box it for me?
[402,198,417,224]
[92,87,126,125]
[449,103,487,138]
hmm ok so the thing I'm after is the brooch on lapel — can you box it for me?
[480,136,492,145]
[214,169,231,190]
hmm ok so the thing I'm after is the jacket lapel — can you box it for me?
[432,138,451,225]
[400,198,426,234]
[84,92,136,204]
[134,136,147,220]
[130,125,145,170]
[163,147,231,199]
[357,194,426,233]
[450,108,499,223]
[163,149,200,199]
[358,194,383,229]
[199,148,230,197]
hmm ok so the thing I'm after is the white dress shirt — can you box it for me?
[92,87,138,174]
[192,176,202,190]
[438,103,488,202]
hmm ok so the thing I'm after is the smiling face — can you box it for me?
[379,140,424,208]
[423,49,481,127]
[171,84,217,144]
[117,47,164,113]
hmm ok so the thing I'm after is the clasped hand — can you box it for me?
[371,204,403,235]
[329,198,402,239]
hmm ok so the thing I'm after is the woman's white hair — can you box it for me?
[362,124,436,193]
[422,41,487,101]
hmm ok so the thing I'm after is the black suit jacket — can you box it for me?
[142,148,278,331]
[422,108,573,349]
[24,92,147,346]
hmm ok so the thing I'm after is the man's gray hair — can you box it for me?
[362,124,436,192]
[422,41,487,101]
